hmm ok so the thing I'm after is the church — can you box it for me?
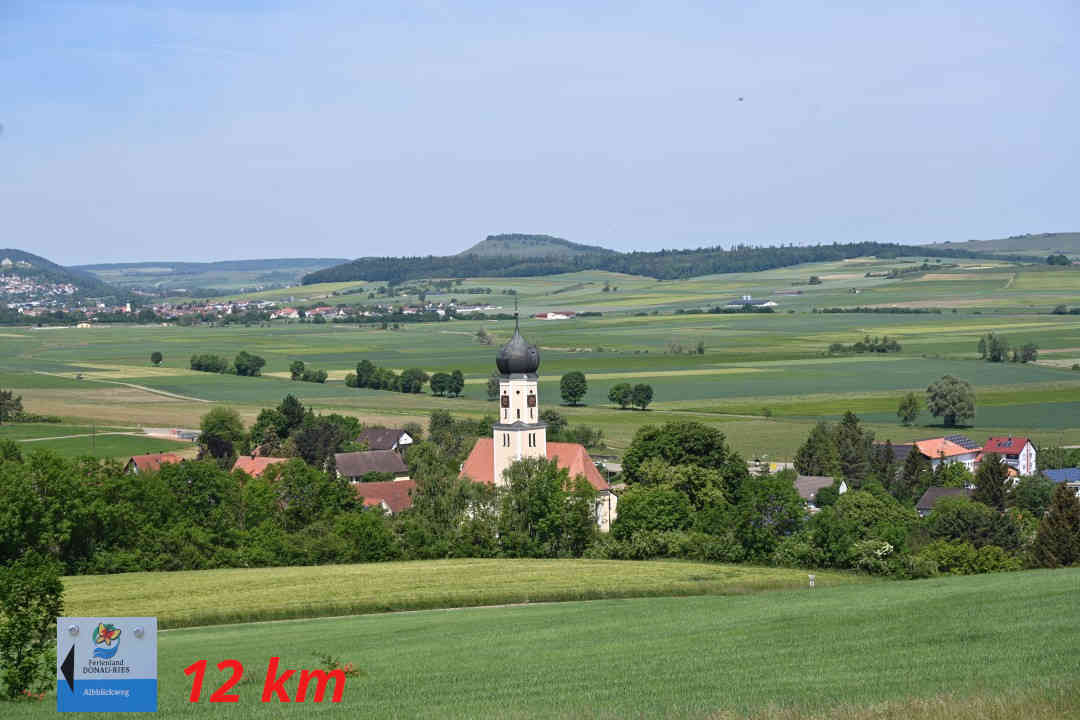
[460,315,618,531]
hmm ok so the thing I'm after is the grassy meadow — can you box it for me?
[3,259,1080,458]
[8,568,1079,718]
[60,558,865,629]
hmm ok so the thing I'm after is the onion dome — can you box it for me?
[496,320,540,374]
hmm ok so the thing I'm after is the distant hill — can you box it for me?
[76,258,348,292]
[928,232,1080,255]
[0,249,119,297]
[303,241,1019,285]
[458,234,619,258]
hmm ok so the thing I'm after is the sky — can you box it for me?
[1,1,1077,264]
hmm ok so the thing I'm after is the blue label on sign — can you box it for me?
[58,678,158,712]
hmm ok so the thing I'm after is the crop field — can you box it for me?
[3,260,1080,458]
[7,568,1079,718]
[60,559,865,629]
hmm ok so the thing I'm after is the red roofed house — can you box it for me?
[354,479,417,515]
[124,453,183,474]
[458,315,617,531]
[978,437,1036,476]
[232,455,288,478]
[913,438,979,473]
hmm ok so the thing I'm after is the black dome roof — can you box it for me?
[496,325,540,374]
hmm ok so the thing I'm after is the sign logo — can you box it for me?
[92,623,122,659]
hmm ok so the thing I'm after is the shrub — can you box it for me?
[914,540,1021,575]
[0,551,64,699]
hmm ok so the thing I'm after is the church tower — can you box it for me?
[492,305,546,486]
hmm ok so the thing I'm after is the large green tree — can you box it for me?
[1032,484,1080,568]
[972,453,1010,511]
[832,412,874,486]
[497,457,596,558]
[926,375,975,427]
[622,421,736,484]
[608,383,633,409]
[793,422,840,478]
[896,392,921,426]
[631,383,654,411]
[199,407,246,468]
[0,389,24,424]
[233,350,266,377]
[559,371,588,406]
[611,485,693,540]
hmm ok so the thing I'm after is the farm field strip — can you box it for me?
[8,568,1078,719]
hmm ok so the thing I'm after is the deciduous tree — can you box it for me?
[897,392,921,426]
[926,375,975,427]
[560,371,587,406]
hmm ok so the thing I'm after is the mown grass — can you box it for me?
[61,559,864,629]
[9,568,1079,718]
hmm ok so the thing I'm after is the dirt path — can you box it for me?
[33,371,212,403]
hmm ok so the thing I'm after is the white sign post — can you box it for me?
[57,617,157,713]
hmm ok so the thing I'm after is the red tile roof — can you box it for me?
[459,438,610,491]
[982,437,1030,456]
[232,456,288,478]
[353,479,417,513]
[128,453,183,473]
[914,438,974,459]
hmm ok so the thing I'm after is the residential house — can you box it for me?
[915,487,973,517]
[232,455,288,478]
[354,479,417,515]
[124,453,183,474]
[978,437,1037,476]
[1041,468,1080,498]
[335,450,410,482]
[534,311,576,320]
[913,438,979,473]
[794,475,847,512]
[356,428,414,453]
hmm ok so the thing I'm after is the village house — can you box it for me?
[1041,468,1080,498]
[978,436,1037,476]
[335,450,410,482]
[725,295,777,308]
[124,453,182,474]
[913,438,979,473]
[916,487,973,517]
[794,475,847,512]
[534,311,576,320]
[231,455,288,478]
[354,479,417,515]
[458,315,618,531]
[356,428,414,453]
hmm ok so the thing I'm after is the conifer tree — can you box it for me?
[972,452,1010,511]
[832,411,873,486]
[1032,484,1080,568]
[794,422,840,478]
[893,447,932,504]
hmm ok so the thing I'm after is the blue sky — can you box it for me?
[1,1,1076,263]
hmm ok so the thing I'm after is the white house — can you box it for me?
[978,437,1037,476]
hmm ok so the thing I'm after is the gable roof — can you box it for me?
[356,428,410,451]
[459,438,610,491]
[353,479,417,513]
[983,436,1031,455]
[874,443,913,465]
[232,455,288,478]
[915,438,975,459]
[335,450,408,478]
[916,486,972,511]
[127,453,182,473]
[794,475,835,501]
[1042,468,1080,484]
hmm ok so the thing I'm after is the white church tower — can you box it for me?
[492,305,546,486]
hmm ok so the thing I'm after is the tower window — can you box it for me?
[516,409,520,419]
[528,433,535,448]
[503,433,510,447]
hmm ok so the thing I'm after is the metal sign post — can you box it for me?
[57,617,158,713]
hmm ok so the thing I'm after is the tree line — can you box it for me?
[301,242,1018,285]
[190,351,266,376]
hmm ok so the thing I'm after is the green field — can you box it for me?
[60,559,865,629]
[8,568,1079,718]
[3,260,1080,459]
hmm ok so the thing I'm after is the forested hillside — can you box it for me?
[930,232,1080,255]
[303,241,1016,284]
